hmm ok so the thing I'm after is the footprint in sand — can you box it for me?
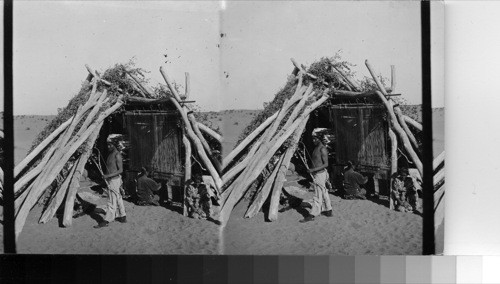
[350,221,362,230]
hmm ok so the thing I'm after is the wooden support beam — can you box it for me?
[182,135,191,217]
[391,65,396,92]
[244,155,284,219]
[62,123,103,227]
[433,151,445,172]
[332,89,401,97]
[375,91,423,177]
[197,123,222,143]
[219,95,329,225]
[290,58,318,79]
[332,65,361,91]
[394,103,420,154]
[403,115,422,132]
[222,111,278,169]
[160,66,222,193]
[15,99,123,238]
[267,119,308,221]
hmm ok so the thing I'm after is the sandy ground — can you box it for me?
[223,196,422,255]
[16,200,220,254]
[2,109,444,254]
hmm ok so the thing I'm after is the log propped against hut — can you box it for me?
[12,63,223,238]
[220,57,444,229]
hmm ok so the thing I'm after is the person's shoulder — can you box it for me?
[320,145,328,153]
[115,151,123,159]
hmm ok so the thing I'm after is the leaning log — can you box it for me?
[62,124,103,227]
[219,95,329,225]
[332,65,361,91]
[394,104,420,153]
[267,119,308,221]
[365,60,422,176]
[375,91,423,177]
[222,111,278,169]
[290,58,318,79]
[85,65,112,86]
[126,71,154,98]
[332,89,401,98]
[14,117,71,179]
[38,160,78,223]
[391,65,396,92]
[389,129,398,210]
[160,67,222,192]
[197,123,223,143]
[403,116,422,132]
[15,79,98,178]
[188,114,221,174]
[244,155,284,219]
[15,99,123,238]
[433,151,445,172]
[182,135,191,216]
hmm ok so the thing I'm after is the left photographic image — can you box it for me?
[10,1,223,254]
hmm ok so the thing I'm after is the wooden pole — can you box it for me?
[277,84,315,133]
[332,65,361,91]
[167,96,222,192]
[332,89,401,98]
[221,131,267,189]
[365,60,391,96]
[14,118,71,178]
[264,81,307,144]
[182,134,191,216]
[391,65,396,92]
[184,72,190,100]
[15,100,123,238]
[62,123,103,227]
[244,155,285,219]
[290,58,318,79]
[126,72,154,98]
[85,65,112,86]
[197,122,222,143]
[188,114,221,174]
[38,160,78,223]
[394,104,420,153]
[160,67,222,192]
[14,79,98,179]
[267,119,308,221]
[14,141,59,195]
[219,95,329,225]
[433,151,445,171]
[222,111,278,169]
[389,129,397,210]
[375,91,423,177]
[403,115,423,132]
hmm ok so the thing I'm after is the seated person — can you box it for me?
[136,166,161,206]
[185,174,213,220]
[343,161,369,199]
[391,167,419,213]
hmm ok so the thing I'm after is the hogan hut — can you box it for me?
[12,63,222,238]
[219,56,444,227]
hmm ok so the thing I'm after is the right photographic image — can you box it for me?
[218,1,444,255]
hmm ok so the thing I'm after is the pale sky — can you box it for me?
[12,1,443,115]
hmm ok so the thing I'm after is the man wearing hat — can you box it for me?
[300,130,333,223]
[95,134,127,228]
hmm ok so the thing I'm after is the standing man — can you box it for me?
[343,161,369,199]
[300,132,333,223]
[95,136,127,228]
